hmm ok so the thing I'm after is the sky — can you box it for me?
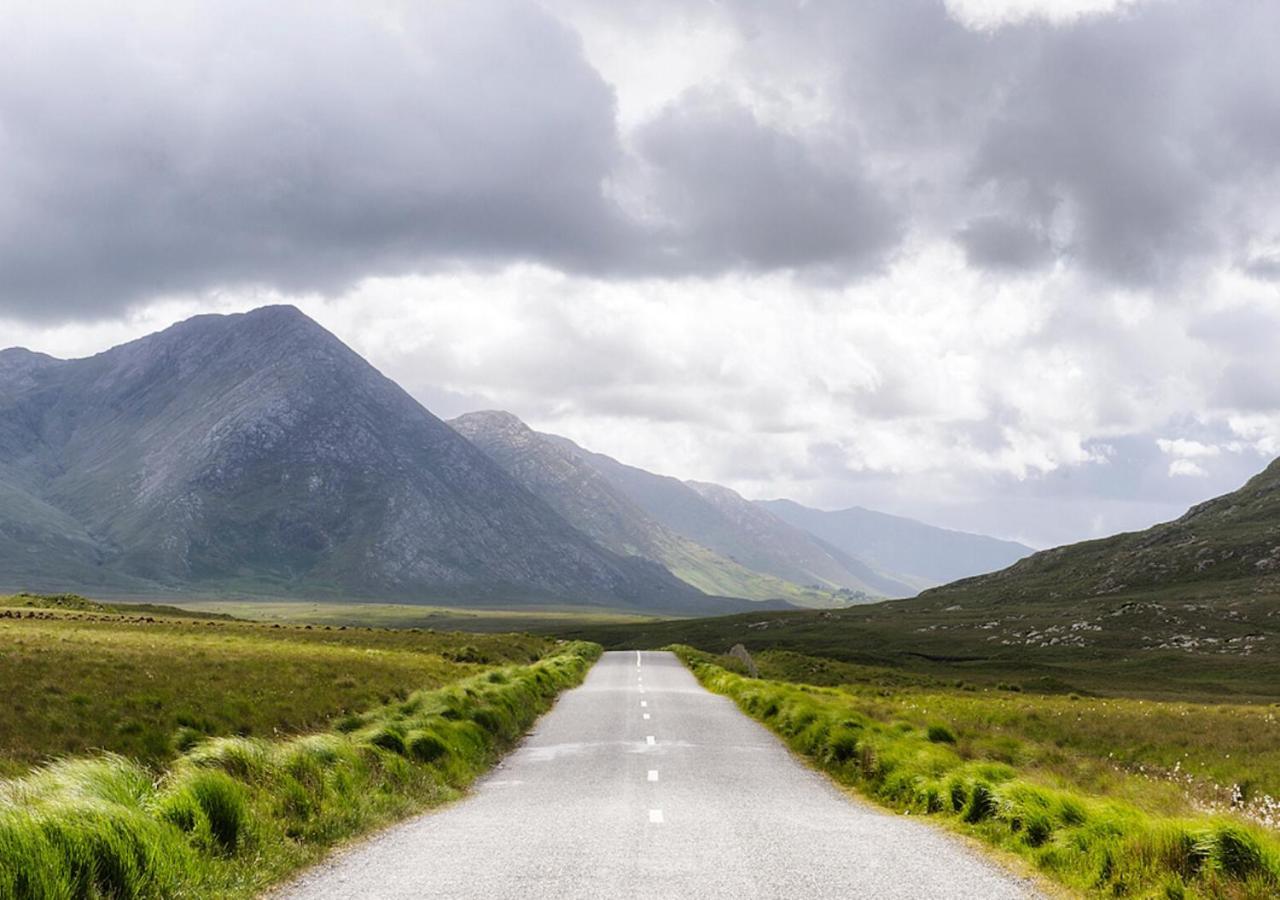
[2,0,1279,548]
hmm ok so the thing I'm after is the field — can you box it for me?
[0,593,603,897]
[561,592,1280,703]
[678,645,1280,897]
[0,594,553,777]
[163,597,659,634]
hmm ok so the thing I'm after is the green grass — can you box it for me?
[675,645,1280,898]
[0,596,553,777]
[0,641,601,898]
[160,598,661,633]
[562,595,1280,702]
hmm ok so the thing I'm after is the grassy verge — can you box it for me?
[0,641,600,899]
[673,645,1280,899]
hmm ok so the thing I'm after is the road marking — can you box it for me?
[649,809,664,824]
[648,770,659,782]
[636,650,642,667]
[641,700,647,707]
[643,713,650,720]
[646,735,655,745]
[639,686,645,694]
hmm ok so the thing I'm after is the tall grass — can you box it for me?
[0,641,600,899]
[673,645,1280,899]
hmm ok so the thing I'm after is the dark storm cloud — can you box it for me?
[633,91,901,274]
[0,0,629,319]
[726,0,1280,286]
[955,216,1053,271]
[3,0,1280,320]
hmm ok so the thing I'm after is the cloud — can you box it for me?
[943,0,1150,31]
[630,91,901,274]
[956,216,1054,271]
[6,0,1280,549]
[1156,438,1221,459]
[0,0,628,319]
[1168,459,1208,477]
[5,0,1279,321]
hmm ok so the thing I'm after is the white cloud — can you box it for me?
[943,0,1152,30]
[1168,458,1208,477]
[1156,438,1221,459]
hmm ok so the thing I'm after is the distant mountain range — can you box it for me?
[758,499,1031,588]
[452,411,1032,605]
[0,306,1030,611]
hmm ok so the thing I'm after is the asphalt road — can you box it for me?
[279,650,1039,899]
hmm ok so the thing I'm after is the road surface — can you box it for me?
[279,650,1039,899]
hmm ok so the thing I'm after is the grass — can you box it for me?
[158,598,661,633]
[0,595,553,777]
[561,595,1280,703]
[675,645,1280,898]
[0,640,601,898]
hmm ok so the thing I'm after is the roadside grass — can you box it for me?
[752,649,1280,820]
[674,645,1280,899]
[0,598,551,777]
[0,640,601,899]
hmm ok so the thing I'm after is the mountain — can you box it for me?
[758,499,1032,588]
[451,411,846,606]
[453,417,917,600]
[678,480,917,597]
[920,456,1280,608]
[563,463,1280,698]
[0,306,742,614]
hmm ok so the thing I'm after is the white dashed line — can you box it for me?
[649,809,664,824]
[640,700,647,707]
[643,713,650,720]
[646,735,655,746]
[648,770,659,782]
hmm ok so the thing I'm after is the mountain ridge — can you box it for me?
[758,498,1032,588]
[0,306,745,614]
[451,410,858,606]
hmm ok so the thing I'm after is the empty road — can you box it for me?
[280,651,1038,899]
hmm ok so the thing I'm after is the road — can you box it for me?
[279,651,1039,899]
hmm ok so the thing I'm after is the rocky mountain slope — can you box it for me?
[452,411,849,606]
[922,457,1280,607]
[453,412,919,601]
[0,307,739,613]
[759,499,1031,589]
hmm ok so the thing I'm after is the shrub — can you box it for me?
[362,726,406,756]
[1024,813,1053,847]
[1207,825,1268,880]
[826,727,860,763]
[964,782,998,823]
[158,769,249,854]
[926,724,956,744]
[405,730,448,764]
[173,726,204,754]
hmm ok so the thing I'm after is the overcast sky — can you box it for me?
[3,0,1279,547]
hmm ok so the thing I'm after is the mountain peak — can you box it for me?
[0,346,59,367]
